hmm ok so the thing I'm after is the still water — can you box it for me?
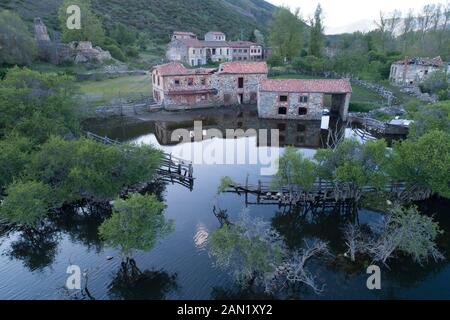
[0,109,449,300]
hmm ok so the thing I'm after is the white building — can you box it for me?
[389,56,445,86]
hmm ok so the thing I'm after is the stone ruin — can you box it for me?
[33,18,112,65]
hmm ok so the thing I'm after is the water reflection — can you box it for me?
[7,223,61,272]
[84,106,338,150]
[108,259,178,300]
[193,223,209,251]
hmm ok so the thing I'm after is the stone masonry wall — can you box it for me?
[258,91,324,120]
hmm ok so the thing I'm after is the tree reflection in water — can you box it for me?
[108,258,178,300]
[7,222,61,272]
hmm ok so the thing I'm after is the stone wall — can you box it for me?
[390,63,441,85]
[257,92,325,120]
[213,73,267,105]
[166,41,189,63]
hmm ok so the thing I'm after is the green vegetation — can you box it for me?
[0,67,80,143]
[268,7,306,63]
[0,68,163,226]
[308,4,324,58]
[78,74,152,105]
[273,147,317,191]
[0,180,56,227]
[99,193,174,258]
[0,10,37,66]
[390,130,450,198]
[419,70,449,100]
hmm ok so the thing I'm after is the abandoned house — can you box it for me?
[151,62,217,108]
[171,31,198,41]
[151,61,268,109]
[166,31,264,66]
[257,79,352,121]
[389,56,445,86]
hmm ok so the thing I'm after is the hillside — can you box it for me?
[0,0,276,43]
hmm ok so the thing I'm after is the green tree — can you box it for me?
[389,130,450,198]
[309,4,324,58]
[408,101,450,139]
[419,70,449,96]
[28,136,163,203]
[58,0,105,46]
[315,139,389,200]
[0,10,37,66]
[0,134,34,189]
[0,180,56,227]
[109,24,137,47]
[268,7,305,62]
[273,147,317,191]
[99,193,174,258]
[0,67,80,143]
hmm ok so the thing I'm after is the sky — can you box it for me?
[266,0,448,34]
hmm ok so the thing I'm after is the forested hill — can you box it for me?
[0,0,276,42]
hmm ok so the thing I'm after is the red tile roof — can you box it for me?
[260,79,352,94]
[152,62,216,76]
[394,56,444,67]
[218,61,268,74]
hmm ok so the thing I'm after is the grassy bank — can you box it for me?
[78,74,152,106]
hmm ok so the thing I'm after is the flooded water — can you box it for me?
[0,108,449,300]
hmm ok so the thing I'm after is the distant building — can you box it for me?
[389,56,445,86]
[171,31,197,41]
[205,31,226,41]
[166,31,264,66]
[151,61,268,109]
[258,79,352,121]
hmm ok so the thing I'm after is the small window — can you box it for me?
[278,107,287,115]
[298,107,308,115]
[238,77,244,89]
[299,96,308,103]
[425,70,429,75]
[174,79,180,85]
[279,95,288,102]
[201,78,206,85]
[188,78,194,86]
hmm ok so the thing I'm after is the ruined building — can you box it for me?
[33,17,112,65]
[257,79,352,121]
[389,57,445,86]
[166,31,264,66]
[151,61,268,109]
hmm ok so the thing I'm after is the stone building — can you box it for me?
[172,31,198,41]
[151,62,217,108]
[389,57,445,86]
[151,61,268,109]
[205,32,226,41]
[215,61,268,105]
[257,79,352,121]
[166,31,263,66]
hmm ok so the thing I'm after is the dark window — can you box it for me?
[299,96,308,103]
[238,77,244,88]
[279,95,288,102]
[174,79,180,85]
[250,92,257,103]
[188,78,194,86]
[278,107,287,115]
[298,107,308,115]
[201,78,206,85]
[297,124,306,132]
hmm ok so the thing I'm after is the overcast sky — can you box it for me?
[267,0,448,34]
